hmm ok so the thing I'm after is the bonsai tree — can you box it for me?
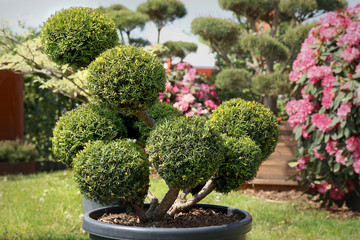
[45,7,278,223]
[137,0,187,43]
[163,40,198,62]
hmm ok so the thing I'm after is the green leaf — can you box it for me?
[289,162,299,168]
[333,68,342,74]
[334,163,341,173]
[344,127,351,138]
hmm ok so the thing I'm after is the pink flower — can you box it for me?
[321,86,334,109]
[181,87,190,94]
[314,149,326,160]
[302,125,312,139]
[346,136,360,152]
[341,47,360,62]
[159,92,164,100]
[335,150,347,165]
[186,110,194,117]
[353,149,360,162]
[337,102,352,120]
[307,66,333,85]
[204,99,217,111]
[329,184,345,200]
[326,138,338,155]
[353,160,360,174]
[319,26,338,40]
[171,86,179,94]
[286,100,314,127]
[165,98,170,103]
[301,86,314,102]
[296,156,309,171]
[165,82,172,91]
[289,70,303,82]
[182,93,195,104]
[321,75,336,88]
[210,91,217,98]
[356,63,360,76]
[317,180,329,194]
[311,113,333,132]
[176,62,190,70]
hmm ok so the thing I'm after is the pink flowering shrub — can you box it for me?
[287,5,360,210]
[160,62,220,117]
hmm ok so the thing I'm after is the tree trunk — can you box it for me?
[264,95,278,117]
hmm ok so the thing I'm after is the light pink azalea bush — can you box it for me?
[159,62,220,117]
[287,4,360,210]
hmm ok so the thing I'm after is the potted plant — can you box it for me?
[42,7,278,239]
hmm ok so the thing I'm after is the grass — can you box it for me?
[0,170,359,240]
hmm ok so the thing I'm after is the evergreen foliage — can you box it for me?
[146,116,224,189]
[87,46,166,115]
[209,98,278,161]
[52,103,127,167]
[214,136,261,193]
[163,41,197,61]
[73,140,150,205]
[40,7,119,69]
[215,68,251,90]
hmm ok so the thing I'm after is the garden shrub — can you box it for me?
[41,7,119,69]
[286,4,360,209]
[160,62,220,117]
[135,102,182,144]
[0,140,38,164]
[146,116,224,189]
[87,45,166,115]
[214,135,262,193]
[209,98,278,161]
[52,102,127,166]
[73,140,150,205]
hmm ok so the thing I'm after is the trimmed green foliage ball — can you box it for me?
[214,136,262,193]
[136,102,182,144]
[215,68,251,90]
[52,103,127,166]
[146,116,224,189]
[209,98,278,161]
[41,7,119,69]
[73,140,150,205]
[87,45,166,115]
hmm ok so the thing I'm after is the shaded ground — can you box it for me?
[241,189,360,219]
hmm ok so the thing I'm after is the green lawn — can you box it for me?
[0,170,359,240]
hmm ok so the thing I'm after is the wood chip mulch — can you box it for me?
[98,207,244,228]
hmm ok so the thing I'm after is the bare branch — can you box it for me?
[168,179,215,217]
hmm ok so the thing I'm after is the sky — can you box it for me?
[0,0,359,67]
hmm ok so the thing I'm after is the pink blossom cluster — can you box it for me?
[160,62,220,117]
[287,4,360,202]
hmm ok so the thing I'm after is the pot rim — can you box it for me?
[83,203,252,240]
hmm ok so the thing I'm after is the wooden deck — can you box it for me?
[242,121,299,191]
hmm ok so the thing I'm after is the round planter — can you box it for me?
[82,203,252,240]
[82,195,120,214]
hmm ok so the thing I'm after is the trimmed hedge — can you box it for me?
[0,140,38,164]
[209,98,278,160]
[73,140,150,205]
[52,102,127,166]
[41,7,119,69]
[146,116,224,189]
[87,46,166,115]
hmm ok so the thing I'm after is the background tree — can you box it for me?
[98,4,149,45]
[163,40,197,62]
[137,0,187,44]
[191,0,347,115]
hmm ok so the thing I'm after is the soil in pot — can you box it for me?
[98,207,244,228]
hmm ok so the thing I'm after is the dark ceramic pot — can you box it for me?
[82,203,252,240]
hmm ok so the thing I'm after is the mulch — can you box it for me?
[98,207,243,228]
[241,189,360,219]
